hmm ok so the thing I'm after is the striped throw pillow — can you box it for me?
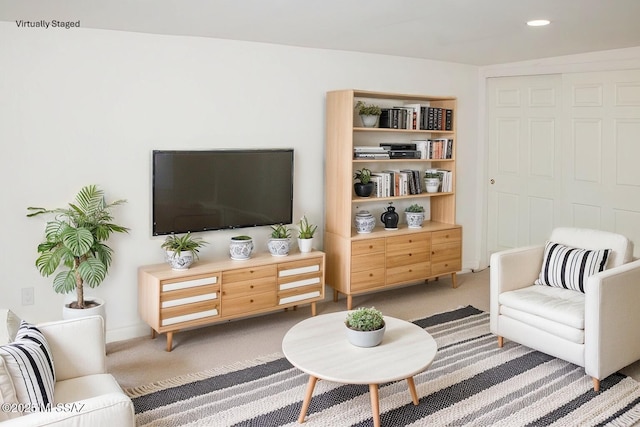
[535,241,610,293]
[0,321,55,412]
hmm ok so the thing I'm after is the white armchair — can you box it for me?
[1,315,134,426]
[490,227,640,391]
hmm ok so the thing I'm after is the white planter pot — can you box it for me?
[405,212,425,228]
[425,177,440,193]
[345,323,386,347]
[229,237,253,260]
[165,250,194,270]
[62,296,106,332]
[268,238,290,256]
[360,114,379,128]
[298,238,313,253]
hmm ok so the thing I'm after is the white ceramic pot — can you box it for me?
[405,212,425,228]
[230,237,253,260]
[62,296,106,332]
[165,250,194,270]
[360,114,378,128]
[425,177,440,193]
[298,238,313,253]
[354,211,375,233]
[345,323,386,347]
[268,238,290,256]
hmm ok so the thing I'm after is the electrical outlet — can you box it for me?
[22,287,34,305]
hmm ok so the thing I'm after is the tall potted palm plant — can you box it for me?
[27,185,129,318]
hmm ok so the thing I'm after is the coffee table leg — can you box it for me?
[298,375,318,423]
[406,377,419,405]
[369,384,380,427]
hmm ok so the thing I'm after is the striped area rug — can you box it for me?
[125,306,640,426]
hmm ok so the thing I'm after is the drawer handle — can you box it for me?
[409,239,413,243]
[250,299,254,303]
[250,285,254,289]
[432,251,435,255]
[445,234,449,238]
[369,273,373,277]
[409,253,412,256]
[369,245,373,249]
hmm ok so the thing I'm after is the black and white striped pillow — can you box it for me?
[535,241,610,293]
[0,321,55,411]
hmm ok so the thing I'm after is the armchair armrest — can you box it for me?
[37,316,106,381]
[490,245,544,333]
[0,392,134,427]
[585,258,640,380]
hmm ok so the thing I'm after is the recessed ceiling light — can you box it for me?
[527,19,550,27]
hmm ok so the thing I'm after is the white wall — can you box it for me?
[0,23,480,341]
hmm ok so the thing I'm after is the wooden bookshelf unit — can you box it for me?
[138,250,325,351]
[324,89,461,309]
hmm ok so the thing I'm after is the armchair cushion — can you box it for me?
[534,241,610,293]
[0,309,21,345]
[0,322,55,414]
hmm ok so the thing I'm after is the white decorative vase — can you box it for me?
[354,211,375,233]
[405,212,425,228]
[345,323,386,347]
[268,238,291,256]
[298,238,313,253]
[230,237,253,260]
[165,250,194,270]
[62,296,106,332]
[360,114,379,128]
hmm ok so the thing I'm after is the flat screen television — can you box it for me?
[152,149,294,236]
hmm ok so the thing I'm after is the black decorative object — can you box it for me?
[380,203,399,230]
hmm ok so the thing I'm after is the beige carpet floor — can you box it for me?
[106,267,640,392]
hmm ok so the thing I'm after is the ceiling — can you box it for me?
[2,0,640,66]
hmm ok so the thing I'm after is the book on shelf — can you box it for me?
[403,103,422,130]
[419,107,454,130]
[423,138,454,159]
[433,169,453,192]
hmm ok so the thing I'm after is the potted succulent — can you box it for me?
[26,185,129,322]
[345,307,386,347]
[229,235,254,260]
[297,215,317,253]
[161,232,208,270]
[267,224,292,256]
[405,204,425,229]
[354,168,374,197]
[355,100,382,128]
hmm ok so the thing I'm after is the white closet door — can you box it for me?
[562,70,640,250]
[487,74,563,255]
[487,70,640,259]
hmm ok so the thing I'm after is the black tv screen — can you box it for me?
[152,149,294,235]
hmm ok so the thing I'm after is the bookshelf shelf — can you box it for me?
[324,89,462,309]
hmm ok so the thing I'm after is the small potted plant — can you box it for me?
[354,168,374,197]
[405,204,425,229]
[355,100,382,128]
[297,215,317,253]
[161,232,208,270]
[229,235,253,260]
[268,224,292,256]
[345,307,386,347]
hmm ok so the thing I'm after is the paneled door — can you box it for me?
[487,70,640,259]
[487,74,563,255]
[562,70,640,249]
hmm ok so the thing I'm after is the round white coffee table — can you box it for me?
[282,311,437,427]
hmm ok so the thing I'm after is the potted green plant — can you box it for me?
[26,185,129,321]
[405,204,425,229]
[229,235,253,260]
[345,307,386,347]
[355,101,382,127]
[268,224,292,256]
[354,168,374,197]
[161,232,208,270]
[297,215,317,253]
